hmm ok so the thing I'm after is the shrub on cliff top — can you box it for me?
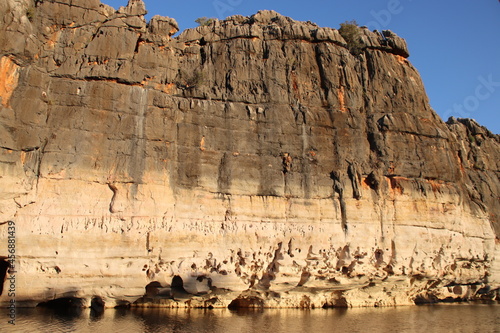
[195,17,216,26]
[339,20,364,56]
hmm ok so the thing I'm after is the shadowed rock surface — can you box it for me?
[0,0,499,308]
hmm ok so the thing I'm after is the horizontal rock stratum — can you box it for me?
[0,0,499,308]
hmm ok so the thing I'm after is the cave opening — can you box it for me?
[145,281,162,297]
[37,297,86,317]
[90,296,105,316]
[228,296,264,309]
[171,275,184,290]
[37,297,85,309]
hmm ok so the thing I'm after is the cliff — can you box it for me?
[0,0,499,308]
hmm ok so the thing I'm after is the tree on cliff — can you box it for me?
[339,20,364,55]
[195,17,216,26]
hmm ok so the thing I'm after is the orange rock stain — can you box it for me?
[427,179,443,193]
[0,56,20,107]
[395,54,408,65]
[153,82,176,94]
[337,86,347,112]
[200,136,206,151]
[361,177,371,190]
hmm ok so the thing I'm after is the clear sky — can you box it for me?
[103,0,500,134]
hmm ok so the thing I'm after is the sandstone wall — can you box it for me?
[0,0,499,308]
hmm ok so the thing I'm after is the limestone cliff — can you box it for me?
[0,0,499,308]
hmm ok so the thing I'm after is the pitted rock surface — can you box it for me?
[0,0,499,308]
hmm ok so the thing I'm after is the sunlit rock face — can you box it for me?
[0,0,499,308]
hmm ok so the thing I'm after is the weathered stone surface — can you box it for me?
[148,15,178,36]
[0,0,499,309]
[446,117,500,236]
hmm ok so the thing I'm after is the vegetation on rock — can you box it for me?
[195,17,216,26]
[339,20,364,55]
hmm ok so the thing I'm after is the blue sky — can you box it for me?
[103,0,500,134]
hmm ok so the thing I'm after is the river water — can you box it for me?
[1,303,499,332]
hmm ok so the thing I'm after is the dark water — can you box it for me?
[0,304,499,332]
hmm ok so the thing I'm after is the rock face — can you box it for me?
[0,0,499,308]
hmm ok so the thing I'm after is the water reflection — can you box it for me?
[0,303,498,332]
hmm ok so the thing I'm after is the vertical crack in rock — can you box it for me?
[301,121,312,199]
[287,238,294,257]
[282,152,292,196]
[384,240,397,275]
[107,183,118,213]
[34,141,47,191]
[365,50,377,80]
[128,86,148,199]
[292,102,307,125]
[21,142,46,192]
[364,170,385,241]
[347,162,361,200]
[200,46,207,66]
[282,153,292,174]
[217,152,231,194]
[314,44,330,103]
[146,231,152,253]
[379,202,385,243]
[331,171,348,234]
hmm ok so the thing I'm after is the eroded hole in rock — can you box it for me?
[414,293,439,305]
[37,297,85,316]
[90,296,105,315]
[145,281,162,297]
[200,47,207,65]
[365,172,379,191]
[228,296,264,309]
[299,295,311,308]
[383,264,394,275]
[114,300,131,308]
[297,270,311,287]
[263,44,270,59]
[331,291,349,308]
[171,275,185,291]
[453,285,463,295]
[257,272,273,290]
[0,258,10,296]
[374,249,384,266]
[38,297,85,308]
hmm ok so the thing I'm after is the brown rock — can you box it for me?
[148,15,179,36]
